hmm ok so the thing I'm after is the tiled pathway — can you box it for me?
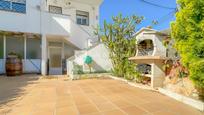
[0,76,203,115]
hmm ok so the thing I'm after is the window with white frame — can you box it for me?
[0,35,3,59]
[76,10,89,26]
[49,5,62,14]
[0,0,26,13]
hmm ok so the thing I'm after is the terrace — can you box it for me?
[0,75,202,115]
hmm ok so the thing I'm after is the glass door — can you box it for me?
[49,47,62,75]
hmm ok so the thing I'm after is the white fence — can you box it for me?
[0,59,41,75]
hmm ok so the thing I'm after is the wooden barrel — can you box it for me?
[6,57,23,76]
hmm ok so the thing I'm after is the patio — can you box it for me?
[0,75,203,115]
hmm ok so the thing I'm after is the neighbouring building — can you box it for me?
[0,0,103,75]
[129,28,178,88]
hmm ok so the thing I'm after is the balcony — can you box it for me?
[42,12,93,49]
[42,12,71,36]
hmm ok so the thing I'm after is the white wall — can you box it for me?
[71,43,113,72]
[0,59,41,74]
[0,0,101,49]
[23,59,41,73]
[47,0,100,27]
[0,0,41,34]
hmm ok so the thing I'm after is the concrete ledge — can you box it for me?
[71,73,111,80]
[108,75,155,91]
[158,88,204,112]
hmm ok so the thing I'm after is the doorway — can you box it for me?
[49,47,62,75]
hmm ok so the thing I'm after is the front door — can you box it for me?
[49,47,62,75]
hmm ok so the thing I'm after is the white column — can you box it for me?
[41,34,47,75]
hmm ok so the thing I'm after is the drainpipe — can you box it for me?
[24,34,27,73]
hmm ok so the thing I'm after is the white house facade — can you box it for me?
[0,0,103,75]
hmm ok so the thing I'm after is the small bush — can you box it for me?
[73,64,84,75]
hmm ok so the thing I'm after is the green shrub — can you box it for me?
[73,63,84,75]
[171,0,204,98]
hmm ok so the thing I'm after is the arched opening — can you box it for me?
[137,39,154,56]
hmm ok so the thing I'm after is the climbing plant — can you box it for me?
[171,0,204,97]
[95,14,143,81]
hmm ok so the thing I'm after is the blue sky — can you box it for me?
[100,0,177,30]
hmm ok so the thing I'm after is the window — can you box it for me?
[0,0,26,13]
[6,36,24,59]
[49,5,62,14]
[0,35,3,59]
[26,37,41,59]
[76,10,89,26]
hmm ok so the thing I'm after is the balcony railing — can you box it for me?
[0,0,26,13]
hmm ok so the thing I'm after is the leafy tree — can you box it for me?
[95,14,143,81]
[171,0,204,95]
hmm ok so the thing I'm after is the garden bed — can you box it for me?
[71,73,112,80]
[162,76,204,111]
[163,77,200,100]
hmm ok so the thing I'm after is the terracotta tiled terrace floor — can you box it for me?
[0,75,203,115]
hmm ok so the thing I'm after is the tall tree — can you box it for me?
[95,14,143,80]
[171,0,204,96]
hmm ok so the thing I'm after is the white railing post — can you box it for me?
[67,60,74,80]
